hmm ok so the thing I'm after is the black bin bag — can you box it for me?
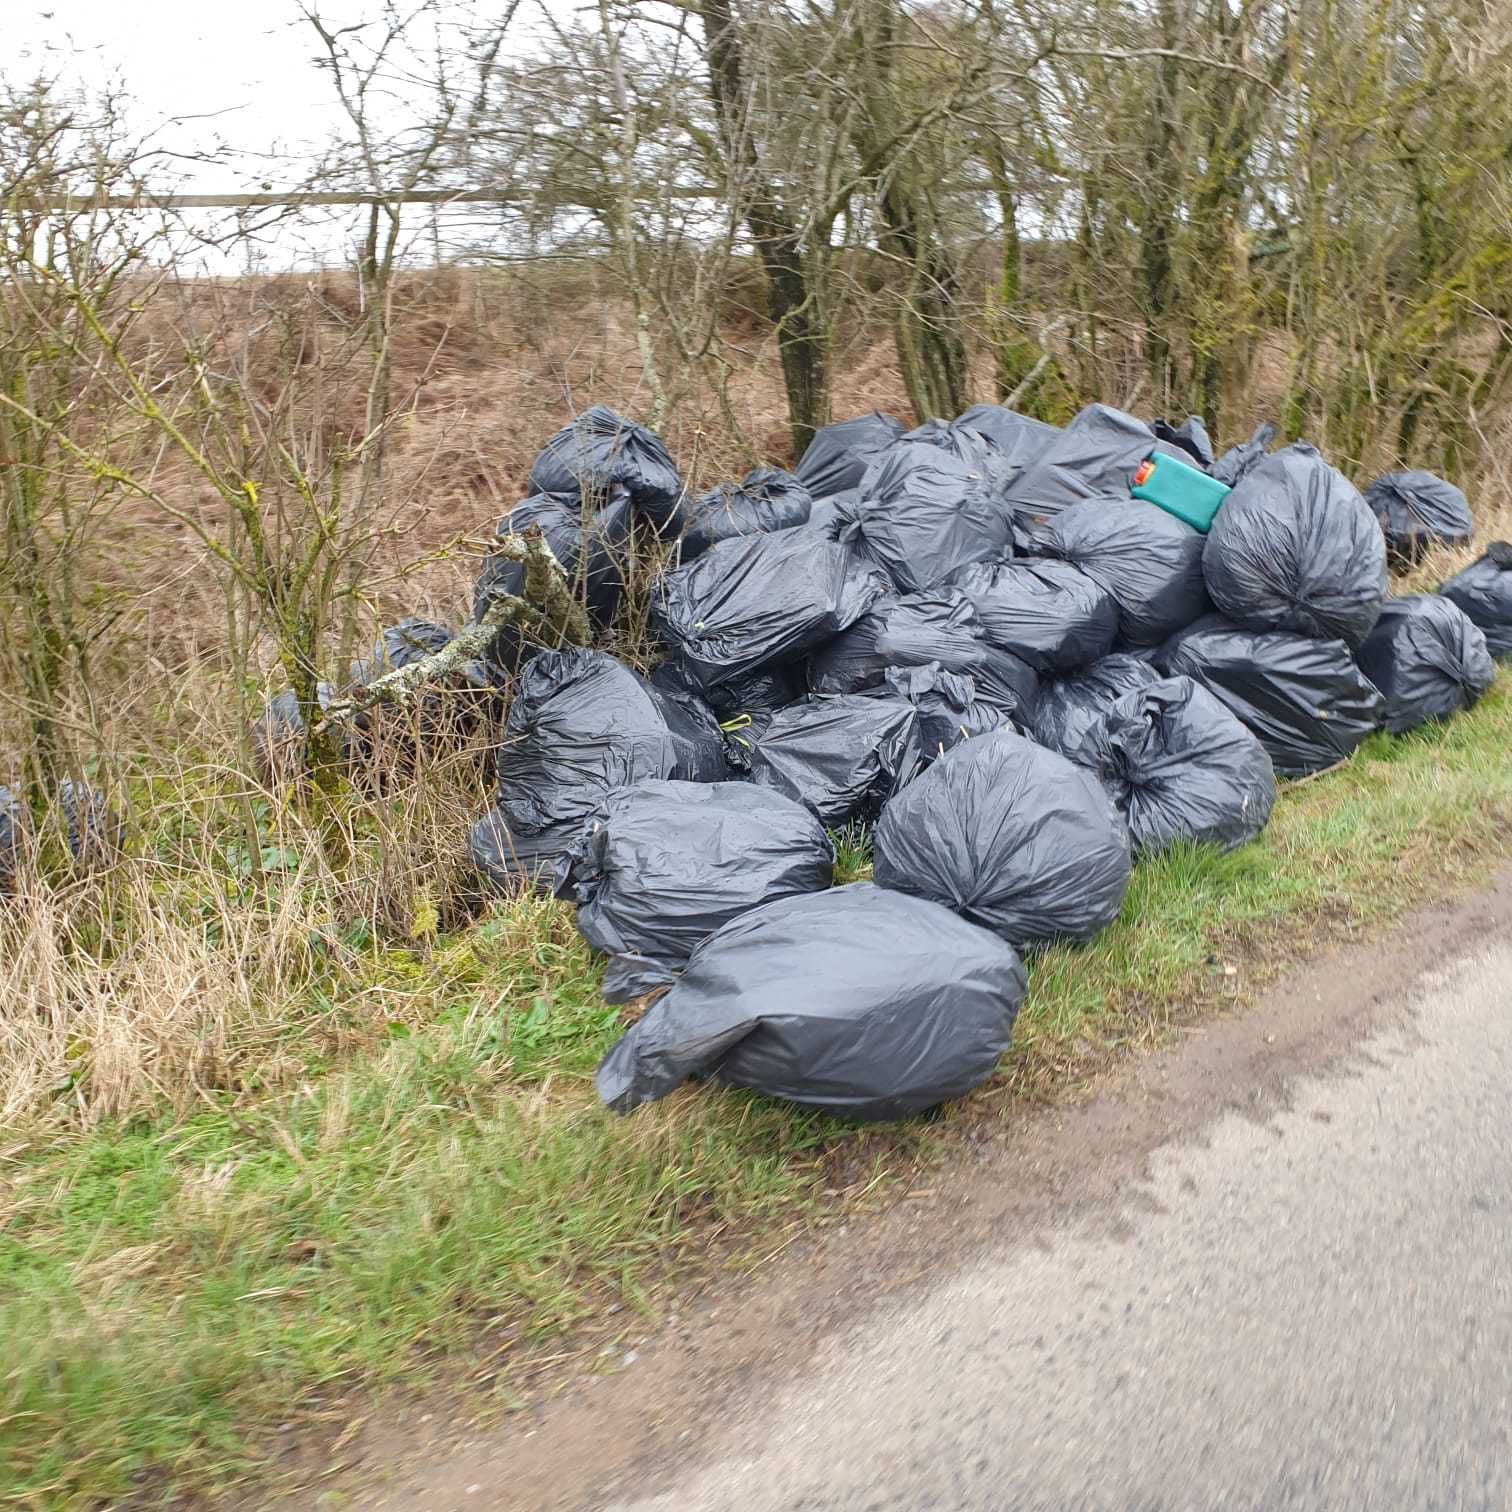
[1157,617,1384,777]
[467,807,582,895]
[527,405,683,534]
[495,648,725,835]
[1073,675,1277,857]
[1003,403,1181,527]
[653,528,887,698]
[680,467,813,560]
[347,617,496,747]
[1355,595,1495,734]
[251,683,339,783]
[1151,415,1215,468]
[1031,653,1162,756]
[1364,470,1472,564]
[954,404,1060,477]
[872,728,1131,949]
[794,412,906,499]
[1045,497,1211,646]
[1209,421,1276,488]
[838,442,1013,593]
[1203,443,1386,650]
[872,664,1014,759]
[945,557,1118,672]
[558,780,834,1002]
[1437,542,1512,659]
[808,589,1039,719]
[749,694,922,825]
[595,883,1026,1121]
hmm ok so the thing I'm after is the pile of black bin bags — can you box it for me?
[315,399,1501,1123]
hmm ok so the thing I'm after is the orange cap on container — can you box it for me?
[1133,459,1155,487]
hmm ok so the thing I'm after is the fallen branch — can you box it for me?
[316,527,590,730]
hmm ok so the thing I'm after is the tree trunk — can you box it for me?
[701,0,829,455]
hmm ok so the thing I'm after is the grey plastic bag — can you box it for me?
[1046,497,1211,646]
[596,883,1026,1120]
[559,780,834,1002]
[1030,654,1163,756]
[1072,675,1277,856]
[807,588,1038,718]
[1364,470,1472,563]
[749,694,922,825]
[496,648,725,835]
[872,728,1131,948]
[1203,443,1386,650]
[527,404,683,534]
[1437,542,1512,659]
[653,528,887,696]
[794,412,906,499]
[945,557,1118,672]
[1157,616,1384,776]
[681,467,813,560]
[1355,595,1495,734]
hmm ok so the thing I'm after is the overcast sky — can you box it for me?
[13,0,352,187]
[10,1,538,267]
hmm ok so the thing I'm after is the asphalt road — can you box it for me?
[612,937,1512,1512]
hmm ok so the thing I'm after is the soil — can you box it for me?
[237,861,1512,1511]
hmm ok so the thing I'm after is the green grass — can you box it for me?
[4,677,1512,1507]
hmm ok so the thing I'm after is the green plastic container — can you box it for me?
[1131,453,1232,533]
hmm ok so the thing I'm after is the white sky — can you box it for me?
[9,0,548,269]
[12,0,349,188]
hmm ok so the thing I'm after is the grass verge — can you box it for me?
[4,676,1512,1507]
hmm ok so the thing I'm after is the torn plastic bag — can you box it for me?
[873,664,1014,759]
[1157,617,1384,776]
[0,784,24,892]
[1003,404,1182,527]
[953,404,1060,477]
[559,780,834,1002]
[59,781,125,871]
[1438,542,1512,658]
[652,528,887,697]
[466,806,581,894]
[837,442,1013,593]
[1030,653,1164,756]
[1209,421,1276,488]
[807,588,1039,718]
[1355,595,1495,734]
[681,467,813,560]
[1072,675,1276,856]
[473,487,632,674]
[872,728,1131,948]
[595,883,1025,1120]
[794,411,907,499]
[495,648,725,835]
[1202,444,1386,650]
[1364,470,1473,564]
[1045,497,1211,646]
[527,405,683,534]
[749,693,922,825]
[1151,416,1215,469]
[944,558,1118,673]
